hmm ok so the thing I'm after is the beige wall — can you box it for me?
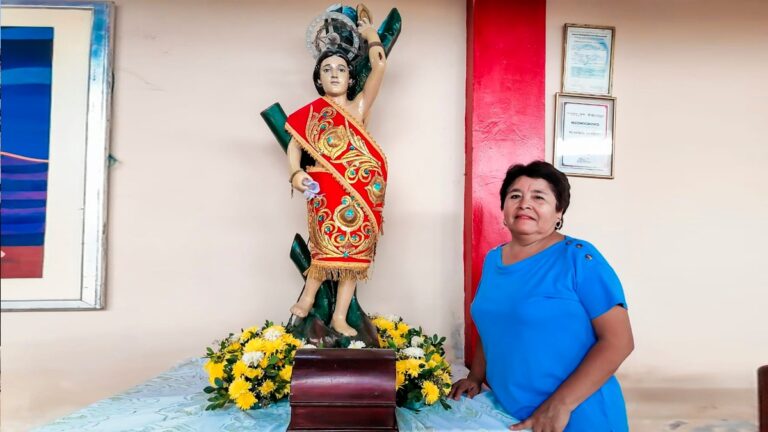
[0,1,467,430]
[546,0,768,388]
[3,0,768,430]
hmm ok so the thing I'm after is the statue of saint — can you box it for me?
[285,9,388,337]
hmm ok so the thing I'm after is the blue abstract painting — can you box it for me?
[1,26,54,278]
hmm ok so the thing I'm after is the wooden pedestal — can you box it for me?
[288,348,398,431]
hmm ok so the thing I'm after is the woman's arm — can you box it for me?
[510,305,634,431]
[353,17,387,118]
[449,338,487,399]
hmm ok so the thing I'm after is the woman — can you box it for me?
[285,16,387,337]
[450,161,634,432]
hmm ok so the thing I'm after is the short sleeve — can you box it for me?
[574,247,627,320]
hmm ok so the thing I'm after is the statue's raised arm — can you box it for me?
[352,15,387,122]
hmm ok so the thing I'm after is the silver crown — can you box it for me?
[306,8,362,61]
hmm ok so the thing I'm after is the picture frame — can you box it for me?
[1,0,114,310]
[561,23,615,96]
[553,93,616,179]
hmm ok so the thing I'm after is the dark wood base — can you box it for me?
[288,349,398,431]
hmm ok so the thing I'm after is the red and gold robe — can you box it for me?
[285,97,388,281]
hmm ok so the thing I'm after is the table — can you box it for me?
[34,358,521,431]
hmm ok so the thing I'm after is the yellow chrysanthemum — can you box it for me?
[396,371,406,389]
[436,370,452,385]
[282,334,301,347]
[421,381,440,405]
[235,391,257,410]
[377,335,387,348]
[228,378,251,400]
[245,367,262,379]
[263,338,286,355]
[427,353,443,369]
[244,338,267,353]
[392,335,407,348]
[372,317,395,331]
[206,361,225,386]
[396,322,410,334]
[259,355,270,369]
[398,358,425,378]
[240,326,259,342]
[232,360,249,378]
[279,365,293,382]
[226,342,242,352]
[274,385,288,399]
[259,380,276,396]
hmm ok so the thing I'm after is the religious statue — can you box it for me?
[262,4,402,344]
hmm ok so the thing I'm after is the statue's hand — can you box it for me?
[357,17,377,41]
[292,170,313,192]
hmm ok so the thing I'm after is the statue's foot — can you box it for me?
[331,316,358,337]
[290,296,314,318]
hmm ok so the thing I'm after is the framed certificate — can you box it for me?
[553,93,615,179]
[1,0,114,310]
[561,24,615,96]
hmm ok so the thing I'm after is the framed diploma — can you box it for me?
[553,93,615,179]
[562,24,615,96]
[1,0,114,310]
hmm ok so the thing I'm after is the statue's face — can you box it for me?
[318,55,350,96]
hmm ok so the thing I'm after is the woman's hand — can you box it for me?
[357,17,377,41]
[291,170,313,192]
[449,376,482,400]
[509,397,572,432]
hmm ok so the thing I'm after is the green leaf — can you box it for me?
[387,339,397,350]
[268,355,279,365]
[203,386,216,394]
[214,378,224,388]
[439,399,452,410]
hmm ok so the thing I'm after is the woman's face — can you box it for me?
[502,176,563,237]
[318,55,350,96]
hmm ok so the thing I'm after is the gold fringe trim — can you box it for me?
[306,263,370,282]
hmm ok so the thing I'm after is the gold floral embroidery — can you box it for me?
[366,174,386,205]
[307,195,376,262]
[306,107,348,160]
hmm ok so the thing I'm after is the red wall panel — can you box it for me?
[464,0,547,365]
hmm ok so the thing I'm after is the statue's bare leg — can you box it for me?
[331,277,358,337]
[290,276,323,318]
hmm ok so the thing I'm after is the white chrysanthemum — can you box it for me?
[262,328,282,341]
[299,343,317,349]
[402,347,425,358]
[410,336,423,347]
[229,333,241,343]
[348,341,366,349]
[242,351,265,367]
[381,314,400,322]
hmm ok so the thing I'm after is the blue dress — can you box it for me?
[471,236,629,431]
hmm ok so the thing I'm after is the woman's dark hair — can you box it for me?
[499,161,571,224]
[313,49,357,100]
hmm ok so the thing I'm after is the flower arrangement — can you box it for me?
[202,316,452,411]
[369,314,453,410]
[203,322,300,410]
